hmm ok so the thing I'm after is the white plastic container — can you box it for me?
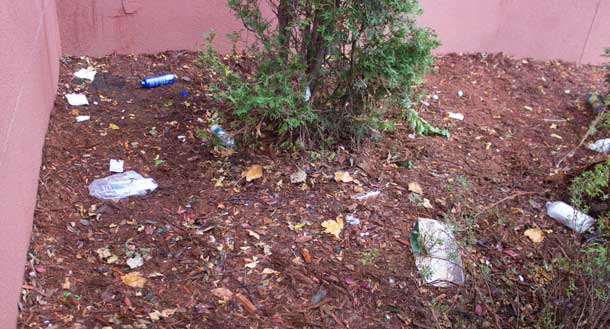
[587,138,610,153]
[546,201,595,233]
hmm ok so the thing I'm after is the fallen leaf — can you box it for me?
[550,134,563,140]
[245,257,259,269]
[334,171,353,183]
[96,247,112,259]
[262,268,279,275]
[149,311,162,322]
[321,218,344,239]
[524,228,545,243]
[126,255,144,269]
[70,109,80,116]
[422,198,433,209]
[235,294,257,314]
[121,272,147,288]
[109,123,120,130]
[211,287,233,301]
[247,229,260,240]
[301,248,312,264]
[408,182,423,194]
[243,164,263,182]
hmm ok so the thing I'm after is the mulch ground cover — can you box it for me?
[18,51,606,328]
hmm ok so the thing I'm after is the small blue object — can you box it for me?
[181,89,188,97]
[140,73,176,88]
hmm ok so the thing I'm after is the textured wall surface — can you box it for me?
[0,0,61,327]
[57,0,609,64]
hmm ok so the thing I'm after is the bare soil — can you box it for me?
[18,51,607,329]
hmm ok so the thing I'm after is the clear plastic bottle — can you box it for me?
[546,201,595,233]
[209,124,235,148]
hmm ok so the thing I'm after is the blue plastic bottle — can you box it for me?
[140,73,177,88]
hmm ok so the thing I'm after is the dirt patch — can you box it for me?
[19,52,606,328]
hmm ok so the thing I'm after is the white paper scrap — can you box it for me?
[109,159,125,173]
[66,93,89,106]
[74,68,97,81]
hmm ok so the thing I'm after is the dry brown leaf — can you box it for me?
[301,248,312,264]
[121,272,147,288]
[243,164,263,182]
[524,228,545,243]
[235,294,257,314]
[211,287,233,301]
[334,171,353,183]
[408,182,423,194]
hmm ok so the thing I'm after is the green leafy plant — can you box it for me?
[198,0,446,146]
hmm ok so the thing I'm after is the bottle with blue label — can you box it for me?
[140,73,177,88]
[210,124,235,148]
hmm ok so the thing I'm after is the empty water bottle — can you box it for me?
[140,73,177,88]
[546,201,595,233]
[210,124,235,148]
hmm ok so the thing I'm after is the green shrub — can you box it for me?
[198,0,446,146]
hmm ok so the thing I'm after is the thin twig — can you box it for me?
[556,107,608,168]
[474,191,546,219]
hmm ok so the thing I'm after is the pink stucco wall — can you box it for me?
[57,0,609,64]
[0,0,61,327]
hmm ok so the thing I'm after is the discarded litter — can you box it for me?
[88,171,158,200]
[448,112,464,121]
[140,73,176,88]
[75,115,90,122]
[290,170,307,184]
[410,218,465,287]
[304,86,312,102]
[353,190,380,201]
[109,159,124,173]
[457,90,464,97]
[210,124,235,148]
[73,68,96,81]
[345,214,360,225]
[181,89,188,97]
[65,93,89,106]
[432,94,439,101]
[546,201,595,233]
[587,138,610,153]
[586,93,605,113]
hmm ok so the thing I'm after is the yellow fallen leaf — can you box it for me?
[334,171,353,183]
[70,109,80,116]
[262,268,279,275]
[211,287,233,301]
[121,271,147,288]
[109,123,120,130]
[524,228,545,243]
[220,148,234,157]
[243,164,263,182]
[408,182,423,194]
[321,218,344,239]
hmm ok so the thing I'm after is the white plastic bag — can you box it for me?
[587,138,610,153]
[546,201,595,233]
[88,171,158,200]
[410,218,464,287]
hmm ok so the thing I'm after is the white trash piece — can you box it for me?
[546,201,595,233]
[75,115,90,122]
[109,159,124,173]
[587,138,610,153]
[89,171,158,200]
[448,112,464,121]
[74,68,97,81]
[353,190,380,201]
[411,218,464,287]
[66,93,89,106]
